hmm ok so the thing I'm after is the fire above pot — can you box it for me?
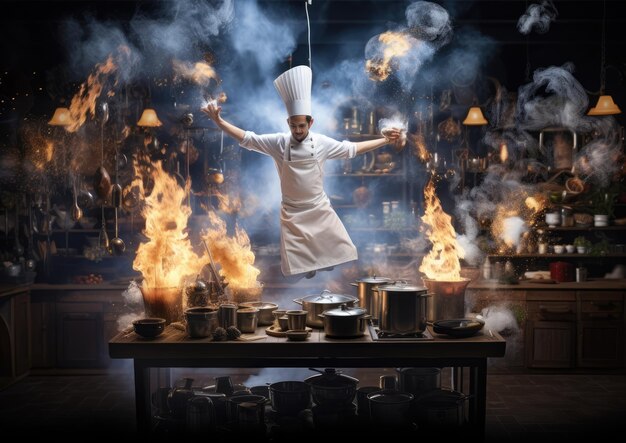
[421,278,470,322]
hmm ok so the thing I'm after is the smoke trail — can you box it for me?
[517,1,558,35]
[405,1,453,49]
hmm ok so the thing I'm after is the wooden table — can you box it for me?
[109,324,506,437]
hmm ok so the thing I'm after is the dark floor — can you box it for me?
[1,362,625,441]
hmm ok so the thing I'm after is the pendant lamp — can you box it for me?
[588,0,621,116]
[462,106,488,126]
[137,108,162,127]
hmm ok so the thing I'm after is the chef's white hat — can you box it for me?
[273,65,312,117]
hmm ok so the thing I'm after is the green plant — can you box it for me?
[573,236,591,248]
[590,189,617,217]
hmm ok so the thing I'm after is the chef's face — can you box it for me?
[287,115,313,142]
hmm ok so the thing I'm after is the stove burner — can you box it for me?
[368,321,433,341]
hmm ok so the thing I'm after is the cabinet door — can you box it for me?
[525,320,575,368]
[30,299,56,368]
[12,292,31,377]
[578,321,623,367]
[56,302,105,368]
[577,294,624,368]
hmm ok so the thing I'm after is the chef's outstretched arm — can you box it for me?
[201,102,245,143]
[354,128,402,154]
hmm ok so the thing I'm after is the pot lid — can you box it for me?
[305,368,359,386]
[239,301,278,310]
[302,290,356,304]
[322,303,367,317]
[355,275,392,284]
[376,283,428,292]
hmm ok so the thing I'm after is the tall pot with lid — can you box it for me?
[350,275,392,321]
[293,290,358,328]
[374,283,430,334]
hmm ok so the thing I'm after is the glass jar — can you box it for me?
[536,229,548,254]
[561,207,574,227]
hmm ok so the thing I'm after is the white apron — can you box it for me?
[279,139,358,276]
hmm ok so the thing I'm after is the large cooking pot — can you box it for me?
[304,368,359,408]
[350,275,393,320]
[293,290,358,328]
[374,283,430,334]
[318,304,371,338]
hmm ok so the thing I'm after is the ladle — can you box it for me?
[70,178,83,222]
[99,207,109,251]
[110,207,125,255]
[110,150,125,255]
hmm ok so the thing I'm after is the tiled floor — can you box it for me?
[1,362,625,441]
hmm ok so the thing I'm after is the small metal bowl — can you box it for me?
[132,318,166,338]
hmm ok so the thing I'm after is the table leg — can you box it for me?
[133,360,152,434]
[468,359,487,440]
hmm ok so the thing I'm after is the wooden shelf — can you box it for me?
[488,253,626,258]
[543,226,626,231]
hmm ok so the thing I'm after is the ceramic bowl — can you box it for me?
[133,318,166,338]
[554,245,565,254]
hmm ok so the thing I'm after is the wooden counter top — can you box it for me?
[0,283,31,299]
[109,324,506,362]
[467,278,626,291]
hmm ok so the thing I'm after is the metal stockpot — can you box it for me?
[293,290,358,328]
[374,283,430,334]
[318,304,371,338]
[350,276,393,320]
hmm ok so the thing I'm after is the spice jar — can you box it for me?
[561,206,574,227]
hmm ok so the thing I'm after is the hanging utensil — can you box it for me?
[99,207,109,251]
[109,208,125,255]
[70,176,83,222]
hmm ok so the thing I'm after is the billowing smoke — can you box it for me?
[405,1,453,49]
[516,63,588,131]
[364,1,452,88]
[480,304,519,334]
[517,0,558,35]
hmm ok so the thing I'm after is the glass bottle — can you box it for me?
[537,229,548,254]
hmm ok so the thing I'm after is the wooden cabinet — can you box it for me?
[56,302,104,368]
[30,296,56,367]
[30,284,131,369]
[577,292,624,368]
[467,282,626,370]
[525,293,577,368]
[0,285,31,389]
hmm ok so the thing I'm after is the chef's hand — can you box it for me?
[201,101,221,122]
[381,127,402,143]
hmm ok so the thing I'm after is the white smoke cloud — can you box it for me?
[517,0,558,35]
[480,304,519,333]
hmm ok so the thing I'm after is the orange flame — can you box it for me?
[132,157,260,300]
[65,46,131,132]
[202,212,260,292]
[366,31,412,81]
[419,177,465,280]
[173,59,220,86]
[133,161,202,289]
[410,131,430,162]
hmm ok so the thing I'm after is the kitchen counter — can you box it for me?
[468,278,626,290]
[110,324,505,436]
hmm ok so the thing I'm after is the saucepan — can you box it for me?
[293,290,358,328]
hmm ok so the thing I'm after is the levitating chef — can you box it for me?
[202,65,401,279]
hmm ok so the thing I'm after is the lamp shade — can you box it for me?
[462,106,488,125]
[48,107,71,126]
[587,95,622,116]
[137,108,163,127]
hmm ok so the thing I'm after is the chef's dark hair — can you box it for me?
[306,116,312,123]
